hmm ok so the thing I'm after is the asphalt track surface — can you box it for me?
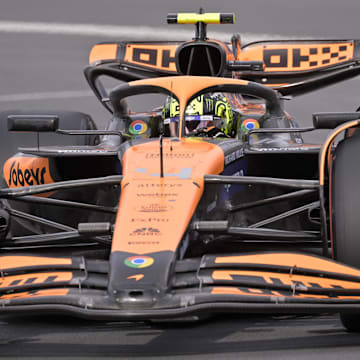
[2,0,360,358]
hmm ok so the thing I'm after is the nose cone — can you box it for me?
[108,138,224,304]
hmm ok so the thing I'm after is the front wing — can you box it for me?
[2,252,360,320]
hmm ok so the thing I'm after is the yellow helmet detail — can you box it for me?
[162,93,233,135]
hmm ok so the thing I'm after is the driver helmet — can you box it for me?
[162,93,234,136]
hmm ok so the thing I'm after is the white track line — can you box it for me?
[0,20,295,43]
[0,21,309,102]
[0,90,93,102]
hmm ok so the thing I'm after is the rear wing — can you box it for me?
[241,40,356,74]
[239,39,360,96]
[87,39,360,83]
[89,41,182,74]
[85,11,360,111]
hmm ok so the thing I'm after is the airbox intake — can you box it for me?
[175,41,226,76]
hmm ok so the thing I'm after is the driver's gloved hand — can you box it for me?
[203,126,230,138]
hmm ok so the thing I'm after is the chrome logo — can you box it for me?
[124,256,154,268]
[241,119,260,132]
[129,120,148,135]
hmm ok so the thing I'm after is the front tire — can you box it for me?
[340,313,360,332]
[332,133,360,332]
[332,134,360,267]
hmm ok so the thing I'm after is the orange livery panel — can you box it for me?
[240,41,354,72]
[0,288,70,300]
[0,272,73,290]
[89,43,119,64]
[112,138,224,254]
[212,270,360,291]
[214,252,360,277]
[124,43,179,73]
[210,286,360,300]
[0,255,71,270]
[3,155,54,188]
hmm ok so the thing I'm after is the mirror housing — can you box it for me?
[313,112,360,129]
[7,115,59,132]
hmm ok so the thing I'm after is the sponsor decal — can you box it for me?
[136,183,182,188]
[128,240,160,246]
[241,119,260,132]
[210,270,360,299]
[124,256,154,269]
[130,227,161,236]
[0,289,69,300]
[4,157,54,188]
[261,43,353,71]
[254,147,310,152]
[129,120,148,135]
[8,161,46,186]
[135,204,173,212]
[127,274,144,281]
[224,149,244,165]
[136,192,178,198]
[0,272,71,289]
[55,149,107,153]
[131,217,169,223]
[135,167,192,179]
[145,152,195,159]
[124,44,178,72]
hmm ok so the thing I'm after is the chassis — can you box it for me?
[2,11,360,331]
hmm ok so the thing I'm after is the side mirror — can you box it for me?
[312,112,360,129]
[7,115,59,132]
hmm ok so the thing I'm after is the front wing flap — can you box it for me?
[2,252,360,319]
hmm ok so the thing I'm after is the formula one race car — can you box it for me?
[3,11,360,332]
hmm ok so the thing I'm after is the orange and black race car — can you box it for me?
[2,11,360,332]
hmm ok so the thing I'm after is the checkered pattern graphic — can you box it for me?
[310,45,349,67]
[243,41,354,72]
[292,44,352,69]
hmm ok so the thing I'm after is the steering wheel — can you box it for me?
[187,126,230,138]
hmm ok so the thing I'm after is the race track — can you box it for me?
[2,0,360,358]
[1,313,360,359]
